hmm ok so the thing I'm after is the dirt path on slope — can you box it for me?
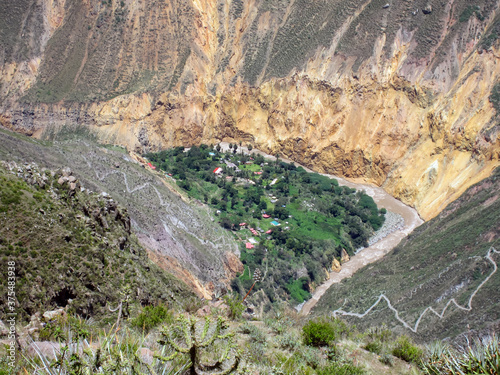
[217,142,423,314]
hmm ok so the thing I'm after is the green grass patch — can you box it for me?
[286,277,311,303]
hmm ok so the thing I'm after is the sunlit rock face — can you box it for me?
[1,0,499,220]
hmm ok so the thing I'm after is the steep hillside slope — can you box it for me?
[0,127,241,299]
[312,167,500,342]
[1,0,500,219]
[0,160,193,321]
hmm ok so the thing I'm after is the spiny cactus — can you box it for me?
[157,315,240,375]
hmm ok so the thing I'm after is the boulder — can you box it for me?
[26,341,62,360]
[61,167,72,177]
[196,305,211,317]
[138,347,154,365]
[340,248,350,264]
[423,4,432,14]
[26,341,95,361]
[332,258,342,273]
[24,313,43,337]
[42,308,66,322]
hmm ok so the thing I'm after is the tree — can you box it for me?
[230,198,238,209]
[247,144,253,151]
[258,200,267,211]
[218,201,227,212]
[216,144,221,152]
[157,315,240,375]
[220,217,232,229]
[229,143,233,149]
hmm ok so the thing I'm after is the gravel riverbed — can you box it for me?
[363,211,405,249]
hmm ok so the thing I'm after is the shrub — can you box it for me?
[240,322,266,344]
[39,322,67,342]
[265,310,293,334]
[298,346,321,369]
[302,317,349,347]
[68,316,91,340]
[246,341,266,364]
[130,304,173,333]
[392,335,423,364]
[182,297,204,313]
[286,277,311,303]
[223,294,245,319]
[276,331,300,350]
[363,340,382,354]
[459,6,483,22]
[365,325,392,342]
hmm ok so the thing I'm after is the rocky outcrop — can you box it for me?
[1,0,500,219]
[341,249,350,264]
[331,258,342,273]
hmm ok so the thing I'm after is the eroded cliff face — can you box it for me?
[1,0,500,220]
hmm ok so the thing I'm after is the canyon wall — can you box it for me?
[1,0,500,220]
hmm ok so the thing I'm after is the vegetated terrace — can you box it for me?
[145,144,386,304]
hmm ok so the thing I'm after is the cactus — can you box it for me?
[157,315,240,375]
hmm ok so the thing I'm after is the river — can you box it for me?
[217,142,423,314]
